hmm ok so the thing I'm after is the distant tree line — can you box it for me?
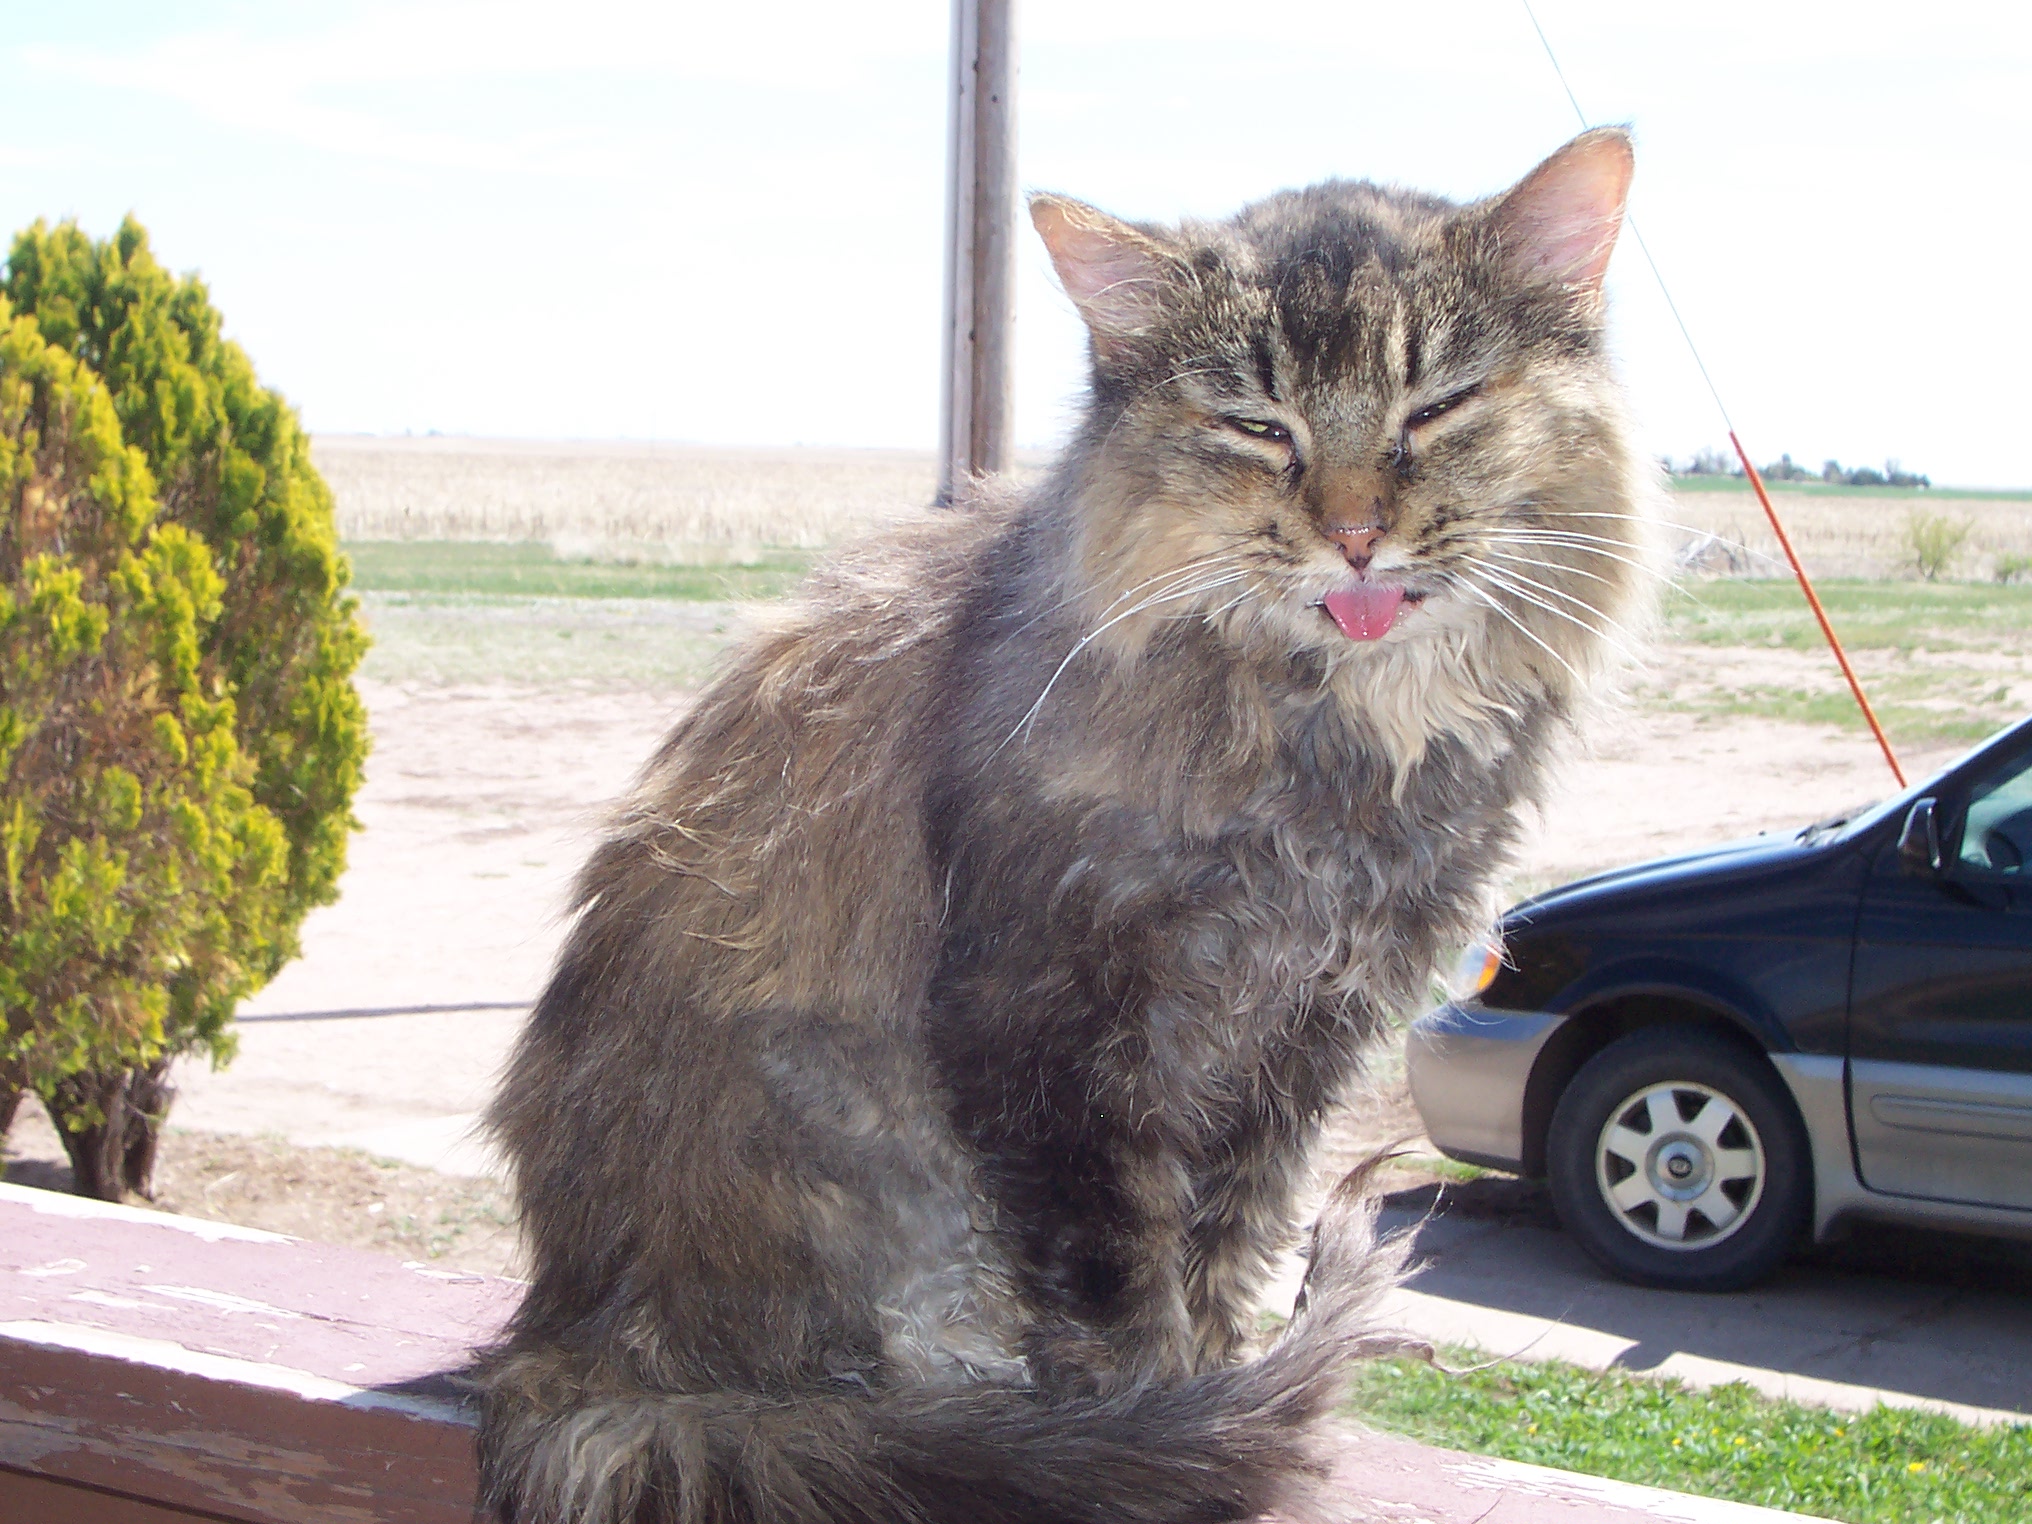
[1663,448,1930,489]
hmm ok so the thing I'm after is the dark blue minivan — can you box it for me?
[1407,717,2032,1290]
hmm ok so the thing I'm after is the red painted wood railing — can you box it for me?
[0,1182,1826,1523]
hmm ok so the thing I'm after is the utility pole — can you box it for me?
[936,0,1017,506]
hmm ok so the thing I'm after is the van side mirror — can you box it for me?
[1897,797,1942,877]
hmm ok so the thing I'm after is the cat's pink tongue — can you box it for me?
[1321,584,1405,641]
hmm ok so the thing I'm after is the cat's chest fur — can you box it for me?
[919,587,1555,1344]
[927,602,1550,1053]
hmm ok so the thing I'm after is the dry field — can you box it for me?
[1665,484,2032,581]
[315,435,2032,579]
[315,435,1061,561]
[312,435,943,557]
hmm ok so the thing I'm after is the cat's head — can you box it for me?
[1033,129,1655,761]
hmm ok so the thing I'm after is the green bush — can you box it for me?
[1904,509,1973,582]
[0,220,368,1198]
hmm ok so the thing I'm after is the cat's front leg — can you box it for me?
[923,809,1219,1388]
[991,1130,1202,1389]
[942,1071,1202,1390]
[1089,1135,1201,1382]
[1185,1117,1314,1367]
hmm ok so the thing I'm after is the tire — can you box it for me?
[1546,1027,1811,1291]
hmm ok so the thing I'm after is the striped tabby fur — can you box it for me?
[477,128,1652,1523]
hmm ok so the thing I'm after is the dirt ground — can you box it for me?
[3,1116,524,1275]
[0,627,1964,1275]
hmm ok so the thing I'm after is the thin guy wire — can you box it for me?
[1517,0,1905,785]
[1518,0,1736,433]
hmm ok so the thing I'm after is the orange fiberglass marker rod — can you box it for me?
[1728,433,1906,787]
[1520,0,1907,789]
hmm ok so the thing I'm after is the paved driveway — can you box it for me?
[1362,1177,2032,1426]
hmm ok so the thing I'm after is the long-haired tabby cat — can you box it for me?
[478,128,1650,1523]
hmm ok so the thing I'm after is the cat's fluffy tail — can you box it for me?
[477,1166,1420,1524]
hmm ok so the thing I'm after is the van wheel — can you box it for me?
[1547,1028,1810,1291]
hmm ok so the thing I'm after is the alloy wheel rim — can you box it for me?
[1593,1080,1766,1251]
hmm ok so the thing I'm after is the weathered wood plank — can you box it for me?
[1,1182,509,1523]
[1,1182,1825,1522]
[0,1182,517,1386]
[2,1461,259,1523]
[3,1328,479,1524]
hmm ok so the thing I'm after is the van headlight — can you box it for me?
[1453,936,1503,1000]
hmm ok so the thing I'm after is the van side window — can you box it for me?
[1958,751,2032,874]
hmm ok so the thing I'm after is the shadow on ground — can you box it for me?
[2,1155,73,1194]
[1381,1175,2032,1418]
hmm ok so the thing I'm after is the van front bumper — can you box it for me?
[1405,1002,1565,1174]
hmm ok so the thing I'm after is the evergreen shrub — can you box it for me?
[0,219,368,1198]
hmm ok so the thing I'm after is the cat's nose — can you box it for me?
[1322,523,1386,573]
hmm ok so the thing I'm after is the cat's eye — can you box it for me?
[1222,417,1293,446]
[1405,385,1481,431]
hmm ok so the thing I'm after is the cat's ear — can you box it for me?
[1031,194,1175,349]
[1489,128,1633,295]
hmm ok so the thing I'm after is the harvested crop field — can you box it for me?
[315,434,1046,559]
[314,435,2032,578]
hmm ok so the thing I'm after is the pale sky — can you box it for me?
[2,2,2027,485]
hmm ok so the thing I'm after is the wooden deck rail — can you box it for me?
[1,1181,1826,1522]
[2,1181,510,1522]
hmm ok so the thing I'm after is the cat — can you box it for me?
[476,127,1651,1524]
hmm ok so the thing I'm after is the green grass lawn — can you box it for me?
[1348,1355,2032,1524]
[341,542,819,687]
[351,593,748,689]
[1660,684,2018,746]
[1650,579,2032,747]
[1662,579,2032,654]
[343,540,817,602]
[1670,478,2032,502]
[337,545,2031,739]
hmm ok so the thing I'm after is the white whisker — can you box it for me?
[1152,366,1226,392]
[1508,504,1727,542]
[1486,545,1727,614]
[1506,500,1788,578]
[1471,566,1642,665]
[1476,555,1628,622]
[1009,554,1235,639]
[1552,510,1777,548]
[1481,531,1679,587]
[1480,547,1618,588]
[993,571,1246,755]
[1426,528,1628,593]
[1472,564,1611,631]
[1445,574,1584,684]
[1489,527,1647,551]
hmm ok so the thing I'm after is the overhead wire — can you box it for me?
[1518,0,1907,787]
